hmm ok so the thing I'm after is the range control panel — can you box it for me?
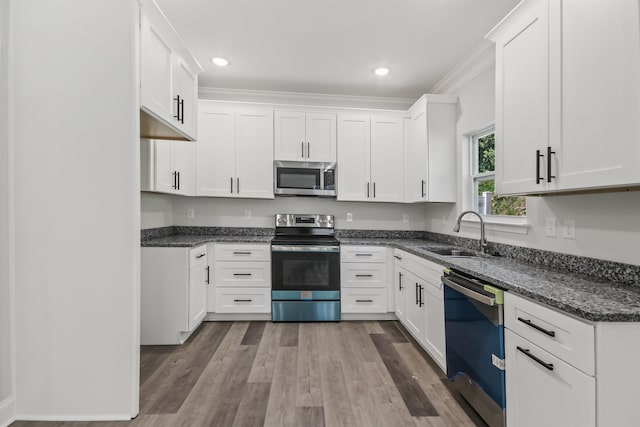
[275,214,334,229]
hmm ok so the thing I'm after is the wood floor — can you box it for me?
[12,321,484,427]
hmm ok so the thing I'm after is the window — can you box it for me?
[471,128,526,216]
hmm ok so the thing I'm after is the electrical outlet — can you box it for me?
[562,218,576,239]
[402,214,410,223]
[186,208,195,219]
[347,212,353,222]
[244,210,251,220]
[545,217,556,237]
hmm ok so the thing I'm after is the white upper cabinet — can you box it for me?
[140,1,202,141]
[487,0,640,195]
[337,114,371,201]
[141,138,195,196]
[337,114,404,202]
[408,95,458,202]
[275,111,336,162]
[196,102,274,199]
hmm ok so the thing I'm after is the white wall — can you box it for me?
[169,196,428,230]
[141,192,174,229]
[12,0,139,420]
[427,64,640,266]
[0,0,14,424]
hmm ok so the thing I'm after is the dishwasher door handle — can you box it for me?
[442,276,496,306]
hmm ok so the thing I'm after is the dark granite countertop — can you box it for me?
[341,238,640,322]
[141,230,640,322]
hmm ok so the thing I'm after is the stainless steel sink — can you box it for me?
[421,246,480,257]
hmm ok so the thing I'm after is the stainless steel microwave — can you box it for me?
[274,161,337,197]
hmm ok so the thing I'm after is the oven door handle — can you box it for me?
[272,245,340,253]
[442,276,496,306]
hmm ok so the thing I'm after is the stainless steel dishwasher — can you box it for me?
[442,269,506,427]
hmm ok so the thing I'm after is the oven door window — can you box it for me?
[277,168,321,190]
[272,250,339,291]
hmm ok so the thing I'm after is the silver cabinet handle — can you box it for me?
[307,142,310,158]
[233,251,252,255]
[196,253,206,259]
[355,253,373,257]
[233,273,252,276]
[356,299,374,303]
[355,274,373,278]
[234,299,252,303]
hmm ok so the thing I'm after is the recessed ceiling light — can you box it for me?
[212,57,229,67]
[374,67,390,76]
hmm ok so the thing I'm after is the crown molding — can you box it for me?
[198,87,415,111]
[429,41,496,95]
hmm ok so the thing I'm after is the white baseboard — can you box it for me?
[0,397,15,427]
[204,313,398,322]
[341,313,397,321]
[15,414,131,422]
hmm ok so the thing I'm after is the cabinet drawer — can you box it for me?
[214,287,271,313]
[505,292,595,375]
[214,261,270,287]
[189,245,208,269]
[214,243,271,262]
[341,288,388,313]
[341,246,387,263]
[341,262,387,288]
[404,251,443,283]
[505,329,596,427]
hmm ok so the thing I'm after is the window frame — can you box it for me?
[470,127,497,215]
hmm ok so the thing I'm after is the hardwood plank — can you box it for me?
[142,321,233,414]
[318,357,357,427]
[248,321,282,383]
[378,320,409,343]
[294,407,326,427]
[279,322,299,347]
[139,345,174,386]
[264,347,299,426]
[362,320,385,335]
[296,323,323,407]
[231,382,271,427]
[370,333,439,417]
[240,321,266,346]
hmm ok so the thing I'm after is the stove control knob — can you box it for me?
[277,218,287,224]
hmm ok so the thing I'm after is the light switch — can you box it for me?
[186,208,195,219]
[347,212,353,222]
[545,217,556,237]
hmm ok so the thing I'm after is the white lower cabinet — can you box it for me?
[393,249,446,372]
[212,243,271,314]
[340,246,388,314]
[505,329,595,427]
[141,245,209,344]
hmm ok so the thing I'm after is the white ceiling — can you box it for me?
[156,0,519,99]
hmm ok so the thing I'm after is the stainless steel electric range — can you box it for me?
[271,214,340,322]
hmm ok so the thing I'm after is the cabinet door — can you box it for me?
[404,272,425,340]
[394,267,407,324]
[154,140,177,194]
[494,0,550,195]
[306,113,337,162]
[188,264,208,331]
[554,0,640,191]
[410,107,428,201]
[173,55,198,140]
[235,109,274,199]
[140,13,174,125]
[423,279,446,371]
[505,329,595,427]
[337,114,371,201]
[196,107,236,197]
[371,116,404,202]
[274,111,306,161]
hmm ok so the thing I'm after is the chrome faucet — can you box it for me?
[453,210,488,254]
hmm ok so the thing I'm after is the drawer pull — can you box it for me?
[234,299,253,303]
[356,299,374,303]
[233,273,253,277]
[517,346,554,371]
[355,274,373,278]
[398,272,403,290]
[393,255,402,260]
[196,253,206,259]
[355,253,373,257]
[517,317,556,337]
[233,251,252,255]
[206,266,210,284]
